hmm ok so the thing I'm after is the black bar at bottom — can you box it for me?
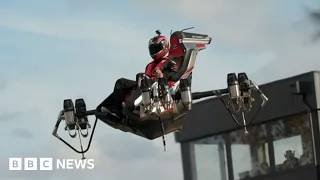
[75,109,96,117]
[192,88,228,100]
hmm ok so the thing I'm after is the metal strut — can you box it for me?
[292,80,318,166]
[191,73,267,133]
[65,126,77,138]
[159,117,167,151]
[79,123,90,138]
[220,73,268,133]
[218,95,266,133]
[77,126,86,160]
[52,110,98,158]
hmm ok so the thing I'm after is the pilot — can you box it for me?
[101,33,183,118]
[281,149,300,170]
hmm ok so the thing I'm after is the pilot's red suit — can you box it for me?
[103,57,182,118]
[144,57,182,85]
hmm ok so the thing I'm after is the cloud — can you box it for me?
[11,128,34,139]
[0,77,6,91]
[132,0,320,84]
[253,42,320,82]
[97,134,160,161]
[134,0,310,47]
[0,5,184,180]
[0,133,182,180]
[0,111,21,122]
[0,11,145,48]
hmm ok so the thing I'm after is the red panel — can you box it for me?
[169,36,185,57]
[196,43,206,48]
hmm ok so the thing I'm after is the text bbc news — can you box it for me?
[9,158,94,170]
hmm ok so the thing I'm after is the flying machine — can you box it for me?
[52,27,269,159]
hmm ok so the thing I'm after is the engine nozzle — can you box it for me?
[180,79,192,110]
[238,72,250,91]
[227,73,241,112]
[75,99,89,130]
[238,72,254,112]
[158,78,173,109]
[63,99,77,138]
[140,76,152,110]
[63,99,76,129]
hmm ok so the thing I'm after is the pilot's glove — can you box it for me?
[168,59,180,72]
[155,69,164,78]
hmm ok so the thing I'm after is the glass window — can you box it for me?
[193,135,228,180]
[230,124,270,180]
[270,114,314,171]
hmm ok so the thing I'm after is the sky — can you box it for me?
[1,0,320,180]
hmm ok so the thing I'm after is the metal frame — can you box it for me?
[265,124,276,174]
[180,142,197,180]
[176,72,318,142]
[185,111,318,180]
[312,72,320,176]
[177,71,320,180]
[224,134,234,180]
[53,70,268,159]
[52,109,97,159]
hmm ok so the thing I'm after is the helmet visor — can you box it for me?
[149,43,163,56]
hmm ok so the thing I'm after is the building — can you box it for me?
[175,71,320,180]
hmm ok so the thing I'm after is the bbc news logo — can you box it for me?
[9,158,94,170]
